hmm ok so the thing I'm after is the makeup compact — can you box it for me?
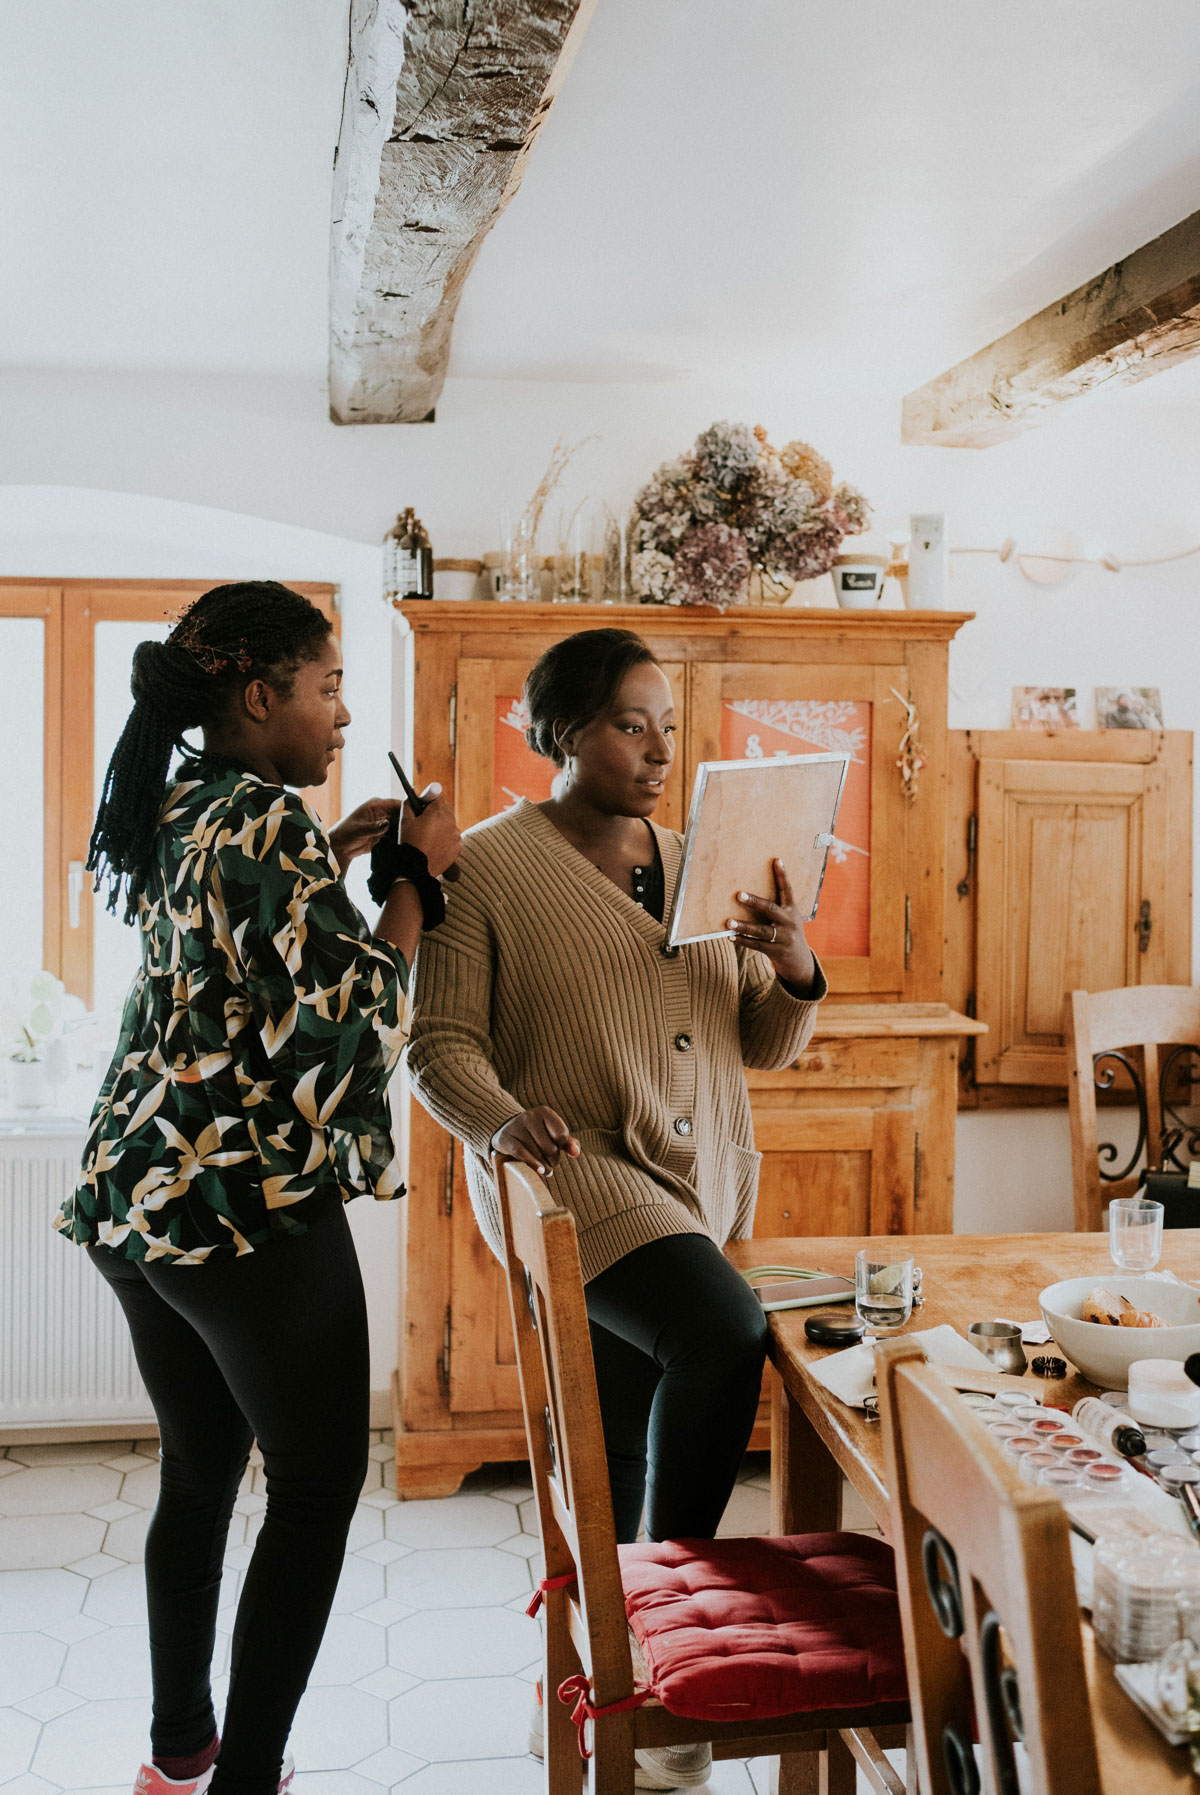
[805,1312,866,1348]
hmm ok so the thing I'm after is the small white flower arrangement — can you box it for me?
[2,970,68,1063]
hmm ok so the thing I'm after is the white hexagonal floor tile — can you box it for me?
[347,1742,424,1784]
[116,1465,161,1510]
[0,1633,64,1706]
[30,1696,145,1787]
[386,1548,530,1612]
[102,1507,151,1563]
[0,1569,86,1632]
[0,1771,62,1795]
[344,1506,385,1552]
[286,1684,389,1770]
[329,1555,385,1616]
[0,1514,105,1572]
[388,1676,532,1761]
[715,1483,770,1537]
[386,1607,539,1679]
[289,1774,387,1795]
[307,1614,388,1687]
[81,1562,147,1628]
[0,1467,123,1517]
[383,1495,519,1551]
[13,1684,83,1722]
[0,1709,40,1784]
[61,1624,151,1701]
[397,1752,546,1792]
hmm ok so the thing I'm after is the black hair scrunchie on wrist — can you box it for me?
[367,837,446,930]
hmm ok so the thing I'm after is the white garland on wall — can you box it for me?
[948,538,1200,579]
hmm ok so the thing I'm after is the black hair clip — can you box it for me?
[1031,1355,1067,1379]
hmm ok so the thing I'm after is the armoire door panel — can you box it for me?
[977,757,1154,1084]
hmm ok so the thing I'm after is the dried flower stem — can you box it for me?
[520,436,595,546]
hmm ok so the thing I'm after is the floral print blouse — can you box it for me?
[55,761,409,1264]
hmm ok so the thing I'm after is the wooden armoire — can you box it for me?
[391,600,980,1495]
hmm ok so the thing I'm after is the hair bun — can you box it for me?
[130,639,208,728]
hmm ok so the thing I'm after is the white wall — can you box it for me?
[2,362,1199,1374]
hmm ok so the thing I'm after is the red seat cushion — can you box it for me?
[618,1533,907,1724]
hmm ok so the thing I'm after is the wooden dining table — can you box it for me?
[726,1231,1200,1793]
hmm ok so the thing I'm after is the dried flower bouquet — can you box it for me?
[631,422,869,608]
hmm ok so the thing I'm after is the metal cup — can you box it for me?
[967,1320,1028,1377]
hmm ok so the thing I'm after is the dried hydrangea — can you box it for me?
[736,463,816,560]
[779,440,834,504]
[774,517,844,583]
[672,523,751,607]
[630,420,869,604]
[631,457,696,551]
[831,481,870,535]
[692,421,761,494]
[631,549,679,605]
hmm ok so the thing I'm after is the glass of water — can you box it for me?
[855,1250,914,1337]
[1109,1197,1164,1272]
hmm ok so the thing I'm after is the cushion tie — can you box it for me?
[557,1672,651,1759]
[525,1571,578,1619]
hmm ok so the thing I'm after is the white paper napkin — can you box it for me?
[808,1323,995,1408]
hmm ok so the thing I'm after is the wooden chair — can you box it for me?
[496,1153,911,1795]
[1066,984,1200,1231]
[877,1336,1100,1795]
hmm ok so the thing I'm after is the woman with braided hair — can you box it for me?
[54,581,459,1795]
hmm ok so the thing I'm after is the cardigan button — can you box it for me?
[660,941,681,959]
[674,1033,693,1053]
[673,1117,693,1137]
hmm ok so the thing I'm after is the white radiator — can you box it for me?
[0,1128,153,1430]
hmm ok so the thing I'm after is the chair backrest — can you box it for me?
[876,1337,1099,1795]
[496,1154,636,1711]
[1066,984,1200,1231]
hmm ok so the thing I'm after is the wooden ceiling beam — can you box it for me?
[329,0,596,425]
[902,207,1200,447]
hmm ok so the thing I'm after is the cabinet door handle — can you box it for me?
[67,860,85,930]
[1137,899,1152,953]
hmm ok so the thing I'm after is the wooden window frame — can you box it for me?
[1,579,340,1005]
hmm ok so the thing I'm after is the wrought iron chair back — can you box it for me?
[876,1337,1100,1795]
[1066,985,1200,1232]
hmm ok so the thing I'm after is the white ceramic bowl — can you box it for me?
[1038,1275,1200,1388]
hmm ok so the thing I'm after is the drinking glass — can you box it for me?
[1109,1196,1164,1272]
[854,1251,914,1337]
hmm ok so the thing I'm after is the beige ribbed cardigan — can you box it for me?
[407,800,826,1283]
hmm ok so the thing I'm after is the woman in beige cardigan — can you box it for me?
[409,629,825,1547]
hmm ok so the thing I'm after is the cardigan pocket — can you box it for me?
[725,1140,763,1241]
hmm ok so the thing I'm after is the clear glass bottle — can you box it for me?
[383,509,426,603]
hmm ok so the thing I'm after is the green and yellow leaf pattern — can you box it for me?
[55,763,409,1263]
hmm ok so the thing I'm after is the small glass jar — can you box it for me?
[1013,1405,1049,1426]
[1037,1463,1082,1490]
[1081,1461,1128,1493]
[1027,1414,1068,1438]
[1100,1391,1131,1410]
[1004,1434,1044,1463]
[1147,1447,1190,1470]
[1064,1446,1104,1469]
[993,1391,1030,1413]
[1020,1450,1058,1485]
[986,1423,1022,1446]
[1047,1432,1085,1456]
[1159,1464,1200,1494]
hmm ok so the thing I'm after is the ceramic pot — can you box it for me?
[8,1057,48,1110]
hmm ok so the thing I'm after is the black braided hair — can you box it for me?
[524,629,660,766]
[88,581,333,923]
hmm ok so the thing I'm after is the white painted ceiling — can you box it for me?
[4,0,1200,405]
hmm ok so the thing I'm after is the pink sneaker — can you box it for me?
[133,1766,214,1795]
[133,1753,294,1794]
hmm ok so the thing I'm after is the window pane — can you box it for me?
[92,620,170,1023]
[0,619,45,992]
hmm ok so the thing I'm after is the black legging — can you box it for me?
[90,1200,369,1795]
[585,1232,769,1544]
